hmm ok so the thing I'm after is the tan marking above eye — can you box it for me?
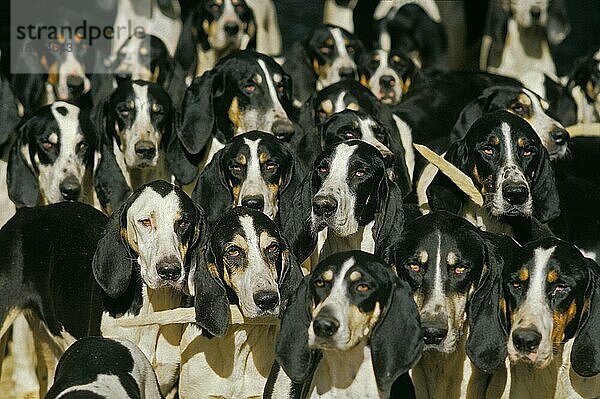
[372,55,380,62]
[140,47,149,56]
[325,38,334,46]
[547,270,559,283]
[347,102,359,111]
[392,55,401,62]
[238,154,247,165]
[322,270,334,281]
[517,93,532,106]
[321,99,333,114]
[48,133,59,144]
[447,252,458,266]
[259,152,269,163]
[417,250,428,264]
[517,137,527,148]
[253,74,263,84]
[151,103,161,113]
[518,267,529,282]
[273,74,282,83]
[350,271,362,282]
[128,100,135,110]
[490,135,500,145]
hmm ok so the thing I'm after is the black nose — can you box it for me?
[503,183,529,205]
[338,66,356,80]
[241,195,265,210]
[513,328,542,353]
[224,23,240,36]
[312,195,338,217]
[134,141,156,159]
[271,120,295,141]
[422,327,448,345]
[157,261,181,281]
[380,75,396,88]
[530,6,541,21]
[115,72,132,84]
[67,75,84,88]
[551,127,569,145]
[59,175,81,200]
[253,291,279,311]
[313,316,339,337]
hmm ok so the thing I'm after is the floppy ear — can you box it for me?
[373,177,405,258]
[451,88,500,142]
[94,127,131,214]
[92,198,135,298]
[547,0,570,45]
[174,11,199,72]
[165,111,199,185]
[277,237,305,310]
[377,107,412,196]
[531,149,560,223]
[466,236,509,374]
[278,152,306,220]
[0,74,20,146]
[275,275,319,383]
[192,242,230,337]
[426,140,469,215]
[178,69,223,154]
[282,40,317,105]
[7,125,39,207]
[191,149,231,224]
[481,0,509,69]
[370,278,423,392]
[571,259,600,377]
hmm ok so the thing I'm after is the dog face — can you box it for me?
[504,239,591,369]
[192,0,255,51]
[314,80,379,124]
[8,102,94,205]
[360,49,416,105]
[571,49,600,119]
[306,25,362,90]
[103,80,173,169]
[111,34,169,82]
[510,0,551,28]
[311,140,386,236]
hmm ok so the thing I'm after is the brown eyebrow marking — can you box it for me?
[490,135,500,145]
[547,270,559,283]
[350,271,362,282]
[517,137,527,148]
[323,270,334,281]
[417,250,428,264]
[518,268,529,282]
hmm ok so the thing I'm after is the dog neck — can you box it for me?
[461,199,515,236]
[507,344,564,399]
[317,220,376,260]
[112,137,171,191]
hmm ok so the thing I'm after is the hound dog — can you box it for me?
[466,237,600,398]
[95,79,193,190]
[192,131,304,224]
[178,206,303,398]
[46,337,162,399]
[177,50,297,176]
[323,0,358,33]
[481,0,571,97]
[427,110,560,243]
[175,0,256,77]
[0,181,207,397]
[267,250,423,398]
[384,211,518,399]
[568,49,600,123]
[373,0,447,71]
[245,0,282,56]
[283,24,364,107]
[282,140,405,265]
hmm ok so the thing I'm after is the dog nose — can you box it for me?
[530,6,541,21]
[59,175,81,200]
[338,67,356,80]
[380,75,396,88]
[513,328,542,353]
[241,195,265,210]
[503,183,529,205]
[67,75,84,89]
[312,195,338,217]
[135,141,156,159]
[422,327,448,345]
[313,316,339,337]
[157,261,181,281]
[224,23,240,36]
[551,127,569,145]
[253,291,279,311]
[116,72,132,84]
[271,120,295,141]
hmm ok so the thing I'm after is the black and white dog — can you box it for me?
[46,337,162,399]
[568,49,600,123]
[179,207,303,398]
[268,250,423,398]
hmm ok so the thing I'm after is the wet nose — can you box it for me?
[67,75,84,88]
[135,141,156,159]
[241,195,265,210]
[271,119,295,141]
[338,66,356,80]
[59,175,81,200]
[530,6,541,22]
[224,23,240,36]
[380,75,396,89]
[313,316,340,337]
[253,290,279,311]
[551,127,569,145]
[513,328,542,353]
[115,72,132,84]
[312,195,338,217]
[422,327,448,345]
[503,183,529,205]
[157,259,181,281]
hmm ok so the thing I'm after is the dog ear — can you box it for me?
[165,110,199,185]
[282,40,316,106]
[192,240,230,337]
[0,74,20,147]
[373,176,405,258]
[426,140,469,215]
[92,195,136,298]
[547,0,570,45]
[93,128,131,215]
[466,234,510,374]
[481,0,509,69]
[178,68,224,154]
[451,87,502,142]
[371,278,423,392]
[174,11,198,72]
[275,275,319,383]
[278,151,306,219]
[531,148,560,223]
[571,258,600,377]
[191,149,231,224]
[277,236,305,310]
[7,122,39,207]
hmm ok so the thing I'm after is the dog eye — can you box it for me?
[265,162,278,171]
[42,141,54,150]
[408,263,420,273]
[511,281,522,289]
[119,109,130,117]
[319,46,332,54]
[511,104,525,115]
[139,218,152,228]
[356,283,369,292]
[266,243,279,254]
[276,84,285,94]
[77,142,88,153]
[551,284,570,296]
[177,219,190,230]
[317,164,328,174]
[244,84,256,94]
[230,163,242,173]
[314,279,325,288]
[344,131,355,139]
[354,169,366,178]
[523,147,536,157]
[210,4,220,12]
[317,109,327,121]
[454,265,467,275]
[346,45,355,53]
[236,5,245,12]
[481,146,494,156]
[227,247,240,257]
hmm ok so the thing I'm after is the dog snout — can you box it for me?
[512,327,542,353]
[156,257,182,281]
[134,141,156,160]
[530,6,541,22]
[551,127,569,145]
[224,23,240,36]
[241,195,265,210]
[339,66,356,80]
[313,315,340,338]
[116,72,132,83]
[502,183,529,205]
[421,319,448,345]
[253,290,279,312]
[312,195,338,217]
[66,75,84,89]
[380,75,396,89]
[271,120,295,141]
[59,175,81,201]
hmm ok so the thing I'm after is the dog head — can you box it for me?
[110,33,171,83]
[191,207,303,336]
[314,79,382,124]
[569,49,600,119]
[359,48,417,105]
[276,250,422,392]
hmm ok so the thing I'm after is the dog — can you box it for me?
[323,0,358,33]
[177,50,297,175]
[282,140,405,265]
[267,250,423,398]
[245,0,282,56]
[175,0,256,76]
[567,49,600,123]
[384,211,518,399]
[283,24,364,106]
[481,0,571,97]
[45,337,162,399]
[178,206,303,398]
[427,110,560,243]
[466,237,600,398]
[192,130,304,224]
